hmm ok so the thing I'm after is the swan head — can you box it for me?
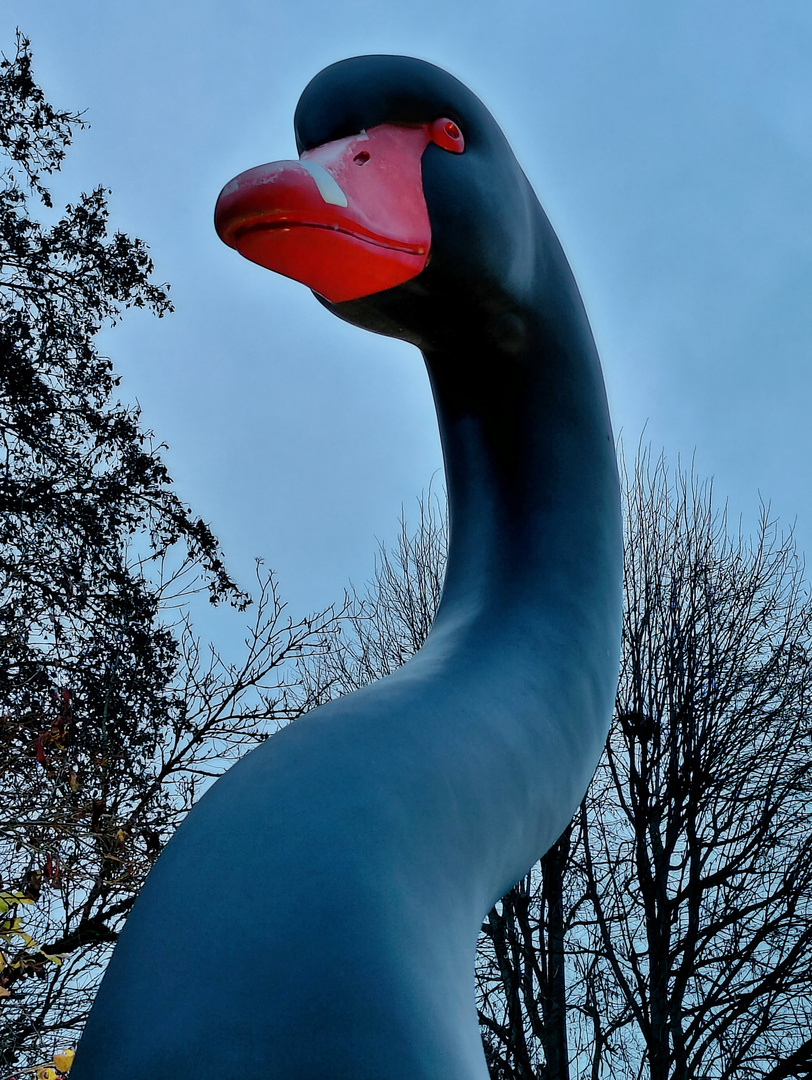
[214,55,539,352]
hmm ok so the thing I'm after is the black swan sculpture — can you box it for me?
[72,56,622,1079]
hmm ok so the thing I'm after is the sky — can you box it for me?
[12,1,812,640]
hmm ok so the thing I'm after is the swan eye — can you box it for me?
[430,117,465,154]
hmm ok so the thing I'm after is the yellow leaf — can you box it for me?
[39,949,67,966]
[53,1048,75,1072]
[0,890,34,914]
[2,925,39,949]
[14,925,34,944]
[0,986,10,998]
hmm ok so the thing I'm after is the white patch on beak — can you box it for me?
[299,160,348,207]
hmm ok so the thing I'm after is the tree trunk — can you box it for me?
[540,827,571,1080]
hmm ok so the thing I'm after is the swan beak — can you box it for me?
[214,124,435,303]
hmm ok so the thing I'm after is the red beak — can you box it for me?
[214,123,436,303]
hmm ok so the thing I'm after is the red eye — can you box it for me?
[429,117,465,154]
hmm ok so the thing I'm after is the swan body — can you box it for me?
[72,56,621,1079]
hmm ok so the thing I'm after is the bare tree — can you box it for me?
[567,452,812,1079]
[297,487,446,707]
[477,830,573,1080]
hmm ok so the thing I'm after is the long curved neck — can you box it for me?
[357,208,625,915]
[423,220,621,677]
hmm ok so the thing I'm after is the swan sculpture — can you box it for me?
[72,55,622,1079]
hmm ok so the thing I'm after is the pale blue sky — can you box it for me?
[14,1,812,626]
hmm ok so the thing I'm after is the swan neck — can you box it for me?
[423,270,620,642]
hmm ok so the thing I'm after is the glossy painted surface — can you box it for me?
[73,56,622,1080]
[214,123,437,302]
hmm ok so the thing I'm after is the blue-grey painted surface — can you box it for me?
[72,58,621,1079]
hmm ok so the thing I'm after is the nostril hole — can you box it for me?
[354,151,370,165]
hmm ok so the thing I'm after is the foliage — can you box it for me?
[0,33,340,1070]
